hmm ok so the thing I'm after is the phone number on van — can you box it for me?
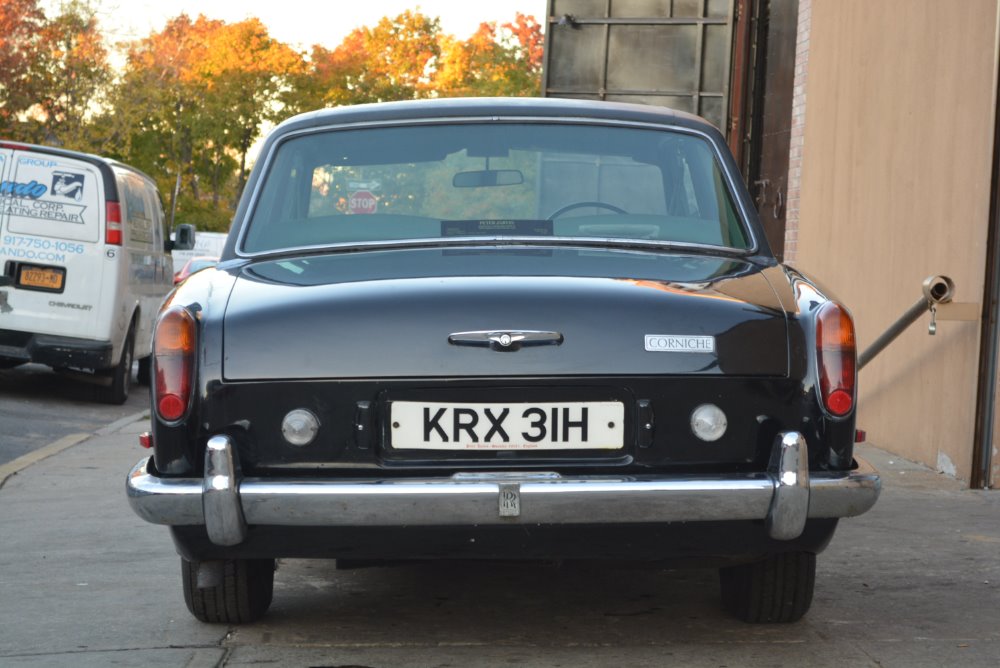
[2,235,84,254]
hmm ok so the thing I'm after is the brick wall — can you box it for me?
[784,0,811,264]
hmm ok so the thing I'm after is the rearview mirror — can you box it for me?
[453,169,524,188]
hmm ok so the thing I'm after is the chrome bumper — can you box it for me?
[126,432,881,547]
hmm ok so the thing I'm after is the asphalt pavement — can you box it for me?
[0,415,998,667]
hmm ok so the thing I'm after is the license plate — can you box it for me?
[390,401,625,450]
[18,266,65,290]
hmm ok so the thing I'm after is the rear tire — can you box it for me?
[181,558,275,623]
[96,325,134,404]
[719,551,815,623]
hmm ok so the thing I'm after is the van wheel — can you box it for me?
[719,552,815,623]
[182,558,275,623]
[136,356,152,386]
[97,325,134,405]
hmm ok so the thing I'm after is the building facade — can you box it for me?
[787,0,999,487]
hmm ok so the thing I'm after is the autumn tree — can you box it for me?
[34,1,111,149]
[195,18,304,201]
[294,10,441,110]
[113,15,213,224]
[0,0,48,136]
[114,14,303,229]
[435,13,543,97]
[1,7,545,230]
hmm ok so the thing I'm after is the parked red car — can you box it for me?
[173,256,219,285]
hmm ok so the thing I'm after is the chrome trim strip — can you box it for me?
[125,446,880,539]
[766,432,810,540]
[235,237,750,261]
[202,435,247,546]
[448,329,564,351]
[233,116,759,259]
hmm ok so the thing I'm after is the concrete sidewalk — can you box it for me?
[0,414,998,667]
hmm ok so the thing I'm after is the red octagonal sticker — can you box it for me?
[348,189,377,215]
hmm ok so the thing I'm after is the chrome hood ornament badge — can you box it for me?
[448,330,564,352]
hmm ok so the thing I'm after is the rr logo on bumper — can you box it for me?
[499,483,520,517]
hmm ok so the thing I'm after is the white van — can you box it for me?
[0,142,193,403]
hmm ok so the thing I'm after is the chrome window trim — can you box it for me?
[234,116,760,259]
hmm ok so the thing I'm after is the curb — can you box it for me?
[0,409,149,489]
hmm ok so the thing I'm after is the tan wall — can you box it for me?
[795,0,998,481]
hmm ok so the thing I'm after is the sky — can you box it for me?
[78,0,548,51]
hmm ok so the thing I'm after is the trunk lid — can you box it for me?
[222,247,788,380]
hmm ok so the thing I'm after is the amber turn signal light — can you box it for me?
[153,307,196,422]
[816,302,856,417]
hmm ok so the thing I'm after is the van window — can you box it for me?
[122,175,154,247]
[145,181,165,249]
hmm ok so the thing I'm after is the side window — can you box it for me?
[145,181,164,250]
[122,175,154,247]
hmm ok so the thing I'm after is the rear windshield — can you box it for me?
[241,122,750,253]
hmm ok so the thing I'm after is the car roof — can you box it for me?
[273,97,718,138]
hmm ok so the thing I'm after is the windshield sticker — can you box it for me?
[644,335,716,353]
[51,172,85,201]
[442,220,554,237]
[348,190,377,215]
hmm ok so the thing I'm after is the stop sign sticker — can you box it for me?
[348,190,377,215]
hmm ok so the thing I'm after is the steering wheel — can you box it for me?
[547,201,628,219]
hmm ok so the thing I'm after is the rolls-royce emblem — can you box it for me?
[448,330,564,352]
[498,483,521,517]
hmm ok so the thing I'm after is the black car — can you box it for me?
[127,97,880,624]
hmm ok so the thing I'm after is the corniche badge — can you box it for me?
[644,334,716,353]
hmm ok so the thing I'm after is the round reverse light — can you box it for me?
[691,404,728,442]
[282,409,320,446]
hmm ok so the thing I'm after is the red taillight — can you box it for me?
[154,307,196,422]
[106,201,122,246]
[816,302,856,417]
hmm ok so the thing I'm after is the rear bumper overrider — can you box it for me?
[126,431,881,547]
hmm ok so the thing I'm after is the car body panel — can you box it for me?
[222,247,788,380]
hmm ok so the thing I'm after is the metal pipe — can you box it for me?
[858,276,955,370]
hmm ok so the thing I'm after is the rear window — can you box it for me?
[242,123,749,254]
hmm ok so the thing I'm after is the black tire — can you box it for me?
[181,558,275,623]
[719,551,816,623]
[136,355,152,386]
[96,325,134,404]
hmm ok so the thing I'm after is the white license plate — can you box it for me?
[390,401,625,450]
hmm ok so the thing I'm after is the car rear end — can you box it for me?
[126,99,879,624]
